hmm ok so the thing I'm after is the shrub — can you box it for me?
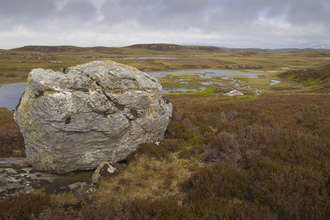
[0,194,51,219]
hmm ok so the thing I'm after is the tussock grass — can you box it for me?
[94,154,202,204]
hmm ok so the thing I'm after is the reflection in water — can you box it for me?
[0,82,27,110]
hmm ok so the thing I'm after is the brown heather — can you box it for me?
[0,91,330,219]
[1,45,330,219]
[0,108,24,158]
[0,194,51,219]
[1,89,330,219]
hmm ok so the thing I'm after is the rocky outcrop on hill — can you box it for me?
[14,61,173,173]
[129,44,183,50]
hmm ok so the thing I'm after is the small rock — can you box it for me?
[253,90,262,96]
[75,187,97,200]
[92,162,118,183]
[222,90,244,96]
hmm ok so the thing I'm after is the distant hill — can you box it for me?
[13,45,82,52]
[220,47,330,53]
[10,44,330,53]
[127,44,183,50]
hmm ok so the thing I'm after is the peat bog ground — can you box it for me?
[1,44,330,219]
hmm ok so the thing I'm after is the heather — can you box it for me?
[1,44,330,219]
[1,89,330,219]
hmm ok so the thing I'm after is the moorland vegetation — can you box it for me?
[1,44,330,219]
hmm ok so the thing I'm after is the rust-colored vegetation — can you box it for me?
[0,193,50,219]
[2,91,330,219]
[1,44,330,219]
[0,108,24,157]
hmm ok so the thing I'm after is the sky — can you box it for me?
[0,0,329,49]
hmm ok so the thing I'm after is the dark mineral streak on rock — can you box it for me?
[35,90,44,98]
[114,101,125,111]
[65,117,71,124]
[130,109,138,118]
[62,67,69,74]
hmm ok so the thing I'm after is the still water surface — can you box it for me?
[0,82,27,110]
[147,69,264,78]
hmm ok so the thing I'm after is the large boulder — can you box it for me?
[14,60,173,173]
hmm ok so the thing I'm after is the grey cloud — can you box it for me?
[100,0,141,24]
[0,0,98,27]
[0,0,58,21]
[99,0,207,30]
[202,0,330,33]
[160,0,208,12]
[285,0,330,27]
[59,0,98,22]
[204,0,263,32]
[0,0,329,49]
[251,0,330,28]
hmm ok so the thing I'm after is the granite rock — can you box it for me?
[14,61,173,173]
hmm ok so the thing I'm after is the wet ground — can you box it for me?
[0,158,96,199]
[0,70,280,108]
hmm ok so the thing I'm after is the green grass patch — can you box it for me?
[183,88,215,95]
[302,86,324,92]
[286,74,298,80]
[305,77,324,84]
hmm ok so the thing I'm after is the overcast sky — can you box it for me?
[0,0,329,49]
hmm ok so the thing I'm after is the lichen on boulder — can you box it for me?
[14,60,173,173]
